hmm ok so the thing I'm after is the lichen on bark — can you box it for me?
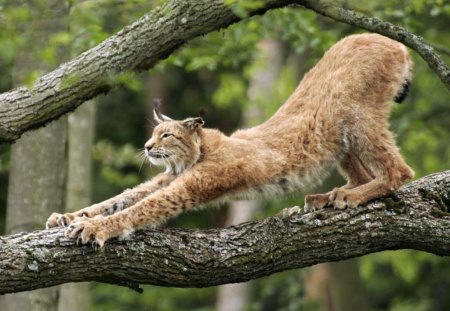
[0,171,449,295]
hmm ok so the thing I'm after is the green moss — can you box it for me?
[430,208,450,218]
[418,181,450,217]
[383,197,407,214]
[315,211,327,220]
[60,73,83,89]
[419,183,450,213]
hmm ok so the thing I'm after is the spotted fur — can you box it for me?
[46,34,414,247]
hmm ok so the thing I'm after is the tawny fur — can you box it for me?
[46,33,414,247]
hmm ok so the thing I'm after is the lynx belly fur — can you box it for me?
[46,33,414,247]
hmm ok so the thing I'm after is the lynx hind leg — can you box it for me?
[304,193,331,211]
[337,152,373,189]
[332,131,414,210]
[304,153,373,212]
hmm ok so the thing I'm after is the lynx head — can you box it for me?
[144,103,204,174]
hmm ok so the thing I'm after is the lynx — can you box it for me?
[46,33,414,247]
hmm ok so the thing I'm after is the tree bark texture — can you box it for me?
[0,171,448,295]
[0,0,448,143]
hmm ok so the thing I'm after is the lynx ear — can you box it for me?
[182,117,204,130]
[153,99,173,123]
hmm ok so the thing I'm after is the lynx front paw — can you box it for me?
[46,212,76,229]
[330,188,363,209]
[65,216,112,248]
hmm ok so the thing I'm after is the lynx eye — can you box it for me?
[161,133,173,139]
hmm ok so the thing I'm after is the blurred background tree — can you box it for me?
[0,1,69,310]
[0,0,449,310]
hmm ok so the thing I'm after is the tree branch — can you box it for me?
[1,171,449,295]
[298,0,450,90]
[0,0,449,143]
[0,0,290,143]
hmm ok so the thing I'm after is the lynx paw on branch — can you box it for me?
[47,34,414,247]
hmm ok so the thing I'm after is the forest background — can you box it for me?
[0,0,449,310]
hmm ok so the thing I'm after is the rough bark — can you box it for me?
[0,171,448,295]
[0,0,448,143]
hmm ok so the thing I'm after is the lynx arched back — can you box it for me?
[46,33,414,248]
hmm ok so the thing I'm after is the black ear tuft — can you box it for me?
[198,108,207,118]
[182,117,204,130]
[153,99,173,123]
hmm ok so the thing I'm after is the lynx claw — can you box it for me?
[65,216,108,249]
[331,189,362,209]
[46,212,75,229]
[57,215,72,227]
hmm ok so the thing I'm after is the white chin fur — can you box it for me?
[148,156,165,167]
[147,155,182,174]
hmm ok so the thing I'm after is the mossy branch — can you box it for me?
[0,171,449,295]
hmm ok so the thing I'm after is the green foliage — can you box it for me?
[224,0,265,18]
[212,73,247,108]
[91,284,216,311]
[250,270,310,311]
[93,140,142,188]
[360,250,450,311]
[0,0,449,310]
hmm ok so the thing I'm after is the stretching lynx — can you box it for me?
[46,33,414,247]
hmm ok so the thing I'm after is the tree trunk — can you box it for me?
[215,201,259,311]
[305,173,370,310]
[0,0,448,144]
[2,69,67,309]
[0,1,69,309]
[304,263,333,311]
[328,258,370,311]
[305,259,370,311]
[57,100,96,311]
[2,119,66,311]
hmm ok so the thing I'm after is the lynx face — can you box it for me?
[145,109,204,174]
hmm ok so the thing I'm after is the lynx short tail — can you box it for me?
[394,79,410,103]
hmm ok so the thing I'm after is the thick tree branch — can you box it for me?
[0,171,449,295]
[0,0,291,143]
[0,0,449,143]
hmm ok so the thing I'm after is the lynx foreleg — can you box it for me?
[65,164,244,247]
[46,173,175,229]
[65,184,199,247]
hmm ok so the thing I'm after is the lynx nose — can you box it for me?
[145,143,154,153]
